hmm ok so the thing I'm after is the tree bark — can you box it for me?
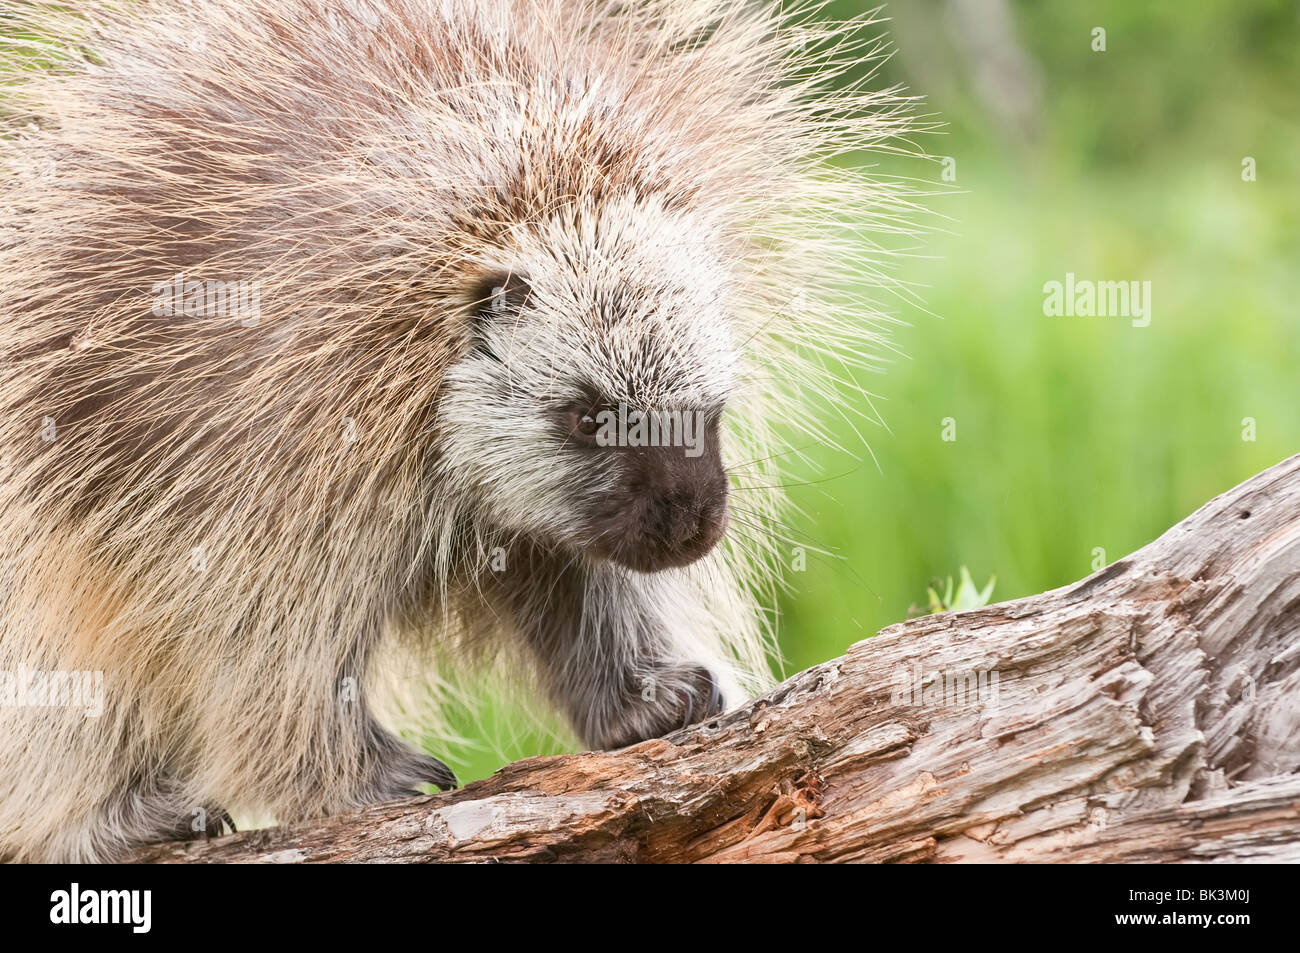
[129,455,1300,863]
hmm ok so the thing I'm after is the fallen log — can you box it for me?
[129,454,1300,863]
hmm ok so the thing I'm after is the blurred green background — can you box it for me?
[778,0,1299,672]
[449,0,1299,781]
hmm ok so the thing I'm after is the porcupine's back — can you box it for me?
[0,0,920,848]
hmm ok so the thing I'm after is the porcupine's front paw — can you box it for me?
[586,663,727,751]
[368,749,459,800]
[359,724,458,801]
[90,780,237,857]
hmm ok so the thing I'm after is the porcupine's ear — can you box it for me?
[470,270,533,327]
[463,271,533,357]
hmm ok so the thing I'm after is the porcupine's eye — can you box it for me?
[563,398,606,447]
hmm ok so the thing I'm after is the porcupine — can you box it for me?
[0,0,919,860]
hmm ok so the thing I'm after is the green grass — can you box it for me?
[925,568,997,615]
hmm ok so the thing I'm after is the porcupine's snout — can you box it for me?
[576,405,730,573]
[626,435,730,571]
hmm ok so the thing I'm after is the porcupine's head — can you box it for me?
[438,199,736,573]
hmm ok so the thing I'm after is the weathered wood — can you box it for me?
[129,454,1300,863]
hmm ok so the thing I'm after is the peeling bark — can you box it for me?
[129,455,1300,863]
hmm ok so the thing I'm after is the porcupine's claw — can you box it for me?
[404,752,459,793]
[417,753,458,791]
[171,803,236,841]
[362,721,459,800]
[211,807,238,836]
[677,665,725,731]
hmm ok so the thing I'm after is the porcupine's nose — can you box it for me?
[584,406,732,573]
[649,468,729,563]
[625,435,730,571]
